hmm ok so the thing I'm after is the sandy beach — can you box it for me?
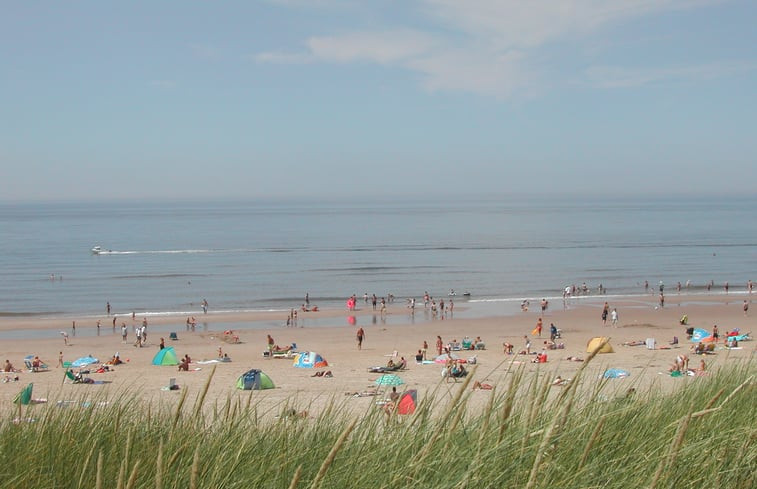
[1,293,754,415]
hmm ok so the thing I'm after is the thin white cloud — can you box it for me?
[407,48,532,99]
[256,0,735,98]
[586,60,757,88]
[306,30,438,64]
[420,0,724,48]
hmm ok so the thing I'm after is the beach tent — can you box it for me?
[71,356,99,367]
[235,369,275,390]
[293,352,328,368]
[690,328,713,343]
[586,337,614,354]
[13,383,33,405]
[152,347,179,366]
[397,389,417,415]
[603,368,630,379]
[375,374,404,386]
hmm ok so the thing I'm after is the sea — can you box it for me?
[1,196,755,337]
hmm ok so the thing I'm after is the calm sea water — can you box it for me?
[1,197,755,320]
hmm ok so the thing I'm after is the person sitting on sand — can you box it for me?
[4,360,18,373]
[110,355,123,365]
[675,354,689,371]
[386,359,395,368]
[451,360,467,378]
[397,357,407,369]
[32,356,43,372]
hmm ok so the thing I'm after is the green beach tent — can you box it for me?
[152,347,179,366]
[236,369,275,390]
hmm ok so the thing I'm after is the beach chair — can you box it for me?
[24,355,48,372]
[169,332,178,340]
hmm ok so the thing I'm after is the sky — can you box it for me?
[1,0,756,202]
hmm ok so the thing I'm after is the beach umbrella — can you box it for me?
[690,328,711,342]
[375,374,404,386]
[397,389,417,415]
[434,353,459,364]
[13,383,33,405]
[71,356,98,367]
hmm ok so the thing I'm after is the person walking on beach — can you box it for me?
[121,323,127,343]
[611,308,619,327]
[436,336,443,356]
[534,317,543,337]
[202,299,208,314]
[524,336,532,355]
[601,302,609,326]
[267,334,275,357]
[744,300,749,316]
[422,340,428,360]
[57,351,64,368]
[356,327,365,350]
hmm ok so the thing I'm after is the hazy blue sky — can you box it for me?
[1,0,755,202]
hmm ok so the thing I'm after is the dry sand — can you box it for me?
[1,294,754,416]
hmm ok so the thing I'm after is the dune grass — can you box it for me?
[1,355,754,489]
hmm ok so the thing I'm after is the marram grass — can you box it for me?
[1,356,754,489]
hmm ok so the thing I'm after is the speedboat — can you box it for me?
[91,246,108,254]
